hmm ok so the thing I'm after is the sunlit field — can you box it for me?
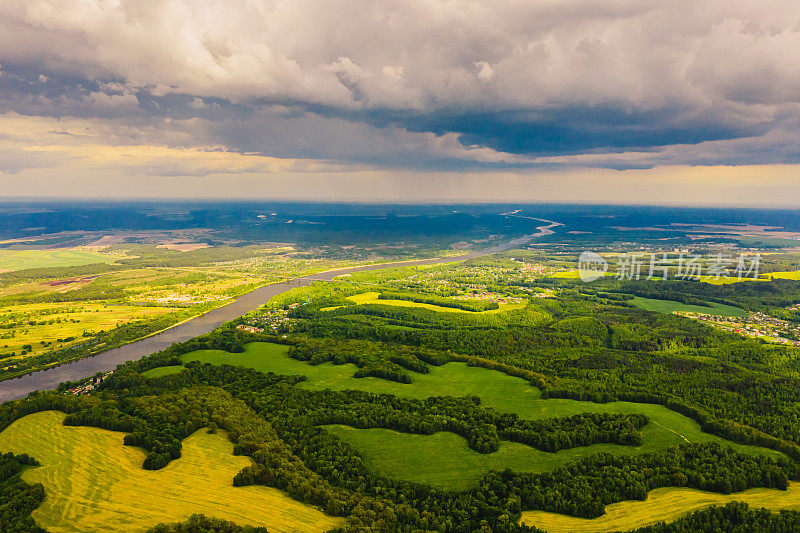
[520,484,800,533]
[0,248,128,272]
[631,296,747,317]
[0,411,344,533]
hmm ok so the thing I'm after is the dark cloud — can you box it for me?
[2,0,800,173]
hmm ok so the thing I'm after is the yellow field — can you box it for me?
[696,275,767,285]
[0,411,344,533]
[550,271,767,285]
[105,268,266,305]
[521,483,800,533]
[550,270,582,279]
[343,292,526,313]
[766,271,800,280]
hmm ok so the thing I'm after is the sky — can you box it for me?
[1,0,800,204]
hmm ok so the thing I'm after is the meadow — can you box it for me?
[0,410,343,533]
[520,484,800,533]
[323,291,526,314]
[140,365,185,378]
[180,342,784,490]
[0,261,277,378]
[323,426,570,491]
[631,296,747,317]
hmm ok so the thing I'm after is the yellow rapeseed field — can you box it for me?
[0,411,344,533]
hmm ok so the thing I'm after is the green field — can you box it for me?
[180,343,783,490]
[631,296,747,317]
[521,483,800,533]
[0,410,343,533]
[336,291,526,314]
[141,365,185,378]
[324,426,586,491]
[0,302,177,368]
[0,249,127,271]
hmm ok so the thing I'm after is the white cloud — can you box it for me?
[1,0,798,114]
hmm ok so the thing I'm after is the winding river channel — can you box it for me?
[0,220,561,402]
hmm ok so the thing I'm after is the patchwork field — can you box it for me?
[0,410,343,533]
[340,291,526,314]
[631,296,747,317]
[179,342,784,490]
[0,303,177,363]
[520,484,800,533]
[0,248,127,271]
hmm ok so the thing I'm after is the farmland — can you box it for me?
[344,291,526,313]
[520,484,800,533]
[0,248,128,272]
[631,296,747,317]
[0,243,366,380]
[0,410,343,533]
[0,302,176,363]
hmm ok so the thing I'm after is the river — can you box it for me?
[0,220,560,402]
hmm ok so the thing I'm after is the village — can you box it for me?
[238,304,301,334]
[677,310,800,346]
[67,371,114,395]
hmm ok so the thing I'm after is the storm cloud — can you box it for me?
[2,0,800,179]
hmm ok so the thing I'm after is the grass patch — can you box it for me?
[181,343,783,490]
[520,483,800,533]
[0,249,127,271]
[0,302,176,364]
[343,292,526,314]
[631,296,747,317]
[141,365,186,379]
[324,426,583,491]
[0,410,343,533]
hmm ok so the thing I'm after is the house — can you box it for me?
[236,324,264,334]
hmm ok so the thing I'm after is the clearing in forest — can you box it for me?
[340,291,526,313]
[179,343,783,490]
[0,410,344,533]
[631,296,746,317]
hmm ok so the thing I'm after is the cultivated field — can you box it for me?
[0,303,176,363]
[768,271,800,280]
[179,343,783,490]
[343,291,526,313]
[631,296,747,317]
[520,484,800,533]
[140,365,185,378]
[0,410,344,533]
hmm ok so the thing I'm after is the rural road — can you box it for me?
[0,219,560,402]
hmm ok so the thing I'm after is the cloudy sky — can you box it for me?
[2,0,800,204]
